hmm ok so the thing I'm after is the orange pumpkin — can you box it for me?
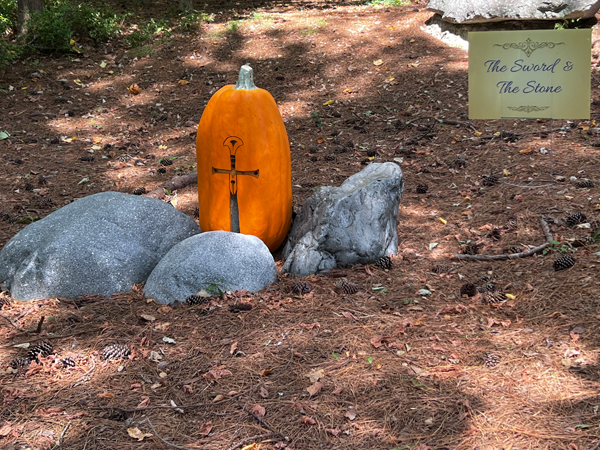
[196,65,292,251]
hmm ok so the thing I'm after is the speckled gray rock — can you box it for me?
[0,192,201,300]
[282,162,403,277]
[144,231,277,304]
[427,0,600,24]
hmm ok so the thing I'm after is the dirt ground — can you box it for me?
[2,0,600,449]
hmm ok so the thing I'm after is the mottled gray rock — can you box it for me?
[144,231,277,304]
[282,162,403,277]
[0,192,201,300]
[427,0,600,24]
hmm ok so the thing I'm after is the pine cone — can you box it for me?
[193,206,199,218]
[157,167,167,174]
[483,353,501,368]
[185,295,207,306]
[27,341,54,361]
[102,344,131,360]
[38,176,48,186]
[554,255,575,271]
[459,283,477,297]
[574,179,594,189]
[120,154,132,162]
[503,216,518,231]
[60,357,76,368]
[366,148,377,157]
[24,182,35,191]
[80,155,95,162]
[566,212,587,226]
[324,155,336,162]
[481,174,498,187]
[10,357,31,369]
[432,265,455,274]
[481,290,506,304]
[463,243,479,255]
[373,255,393,270]
[416,184,429,194]
[335,279,359,295]
[159,158,173,166]
[506,246,522,254]
[477,283,497,293]
[36,198,55,209]
[290,281,312,296]
[452,155,467,169]
[489,227,501,240]
[0,295,10,309]
[132,187,146,195]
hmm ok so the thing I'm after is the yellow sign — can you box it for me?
[469,29,591,119]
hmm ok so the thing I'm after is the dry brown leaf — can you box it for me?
[252,404,266,418]
[332,386,343,395]
[326,428,341,436]
[370,335,383,348]
[301,416,316,425]
[0,423,12,437]
[127,427,152,441]
[137,396,150,409]
[300,322,320,330]
[178,79,190,85]
[306,382,323,397]
[230,341,238,355]
[307,369,324,383]
[344,410,356,420]
[259,386,269,398]
[199,421,212,436]
[97,392,115,399]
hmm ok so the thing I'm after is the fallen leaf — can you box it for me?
[259,386,269,398]
[371,335,383,349]
[323,100,333,106]
[301,416,316,425]
[252,404,266,418]
[0,423,12,437]
[326,428,341,436]
[300,322,320,330]
[137,396,150,408]
[332,386,343,395]
[519,147,533,154]
[140,314,156,322]
[570,332,580,342]
[230,341,238,355]
[307,369,324,383]
[97,392,115,399]
[127,427,153,441]
[157,306,172,314]
[199,421,212,436]
[213,394,226,402]
[439,217,447,225]
[178,79,190,85]
[344,410,356,420]
[306,382,323,397]
[373,59,383,66]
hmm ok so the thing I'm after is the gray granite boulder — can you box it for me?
[144,231,277,304]
[427,0,600,24]
[282,162,403,277]
[0,191,201,300]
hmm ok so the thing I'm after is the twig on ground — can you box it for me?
[241,403,289,442]
[588,438,600,450]
[224,433,280,450]
[72,357,96,387]
[142,417,190,450]
[35,316,45,334]
[0,312,23,330]
[51,421,71,450]
[453,218,551,261]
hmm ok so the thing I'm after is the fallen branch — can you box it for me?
[453,218,552,261]
[0,312,23,330]
[224,433,280,450]
[145,172,197,200]
[142,417,189,450]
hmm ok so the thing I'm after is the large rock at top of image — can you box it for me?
[0,191,201,301]
[282,162,403,277]
[427,0,600,24]
[143,231,277,304]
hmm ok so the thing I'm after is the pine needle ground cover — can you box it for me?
[2,2,600,449]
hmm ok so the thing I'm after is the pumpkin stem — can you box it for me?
[233,64,258,90]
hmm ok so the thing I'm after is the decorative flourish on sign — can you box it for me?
[494,38,564,57]
[507,105,550,113]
